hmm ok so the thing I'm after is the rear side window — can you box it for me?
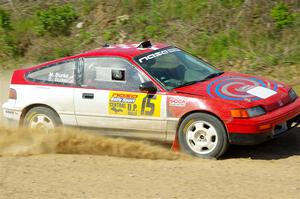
[82,57,148,91]
[27,60,76,85]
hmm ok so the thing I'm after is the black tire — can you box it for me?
[23,106,61,132]
[178,113,229,159]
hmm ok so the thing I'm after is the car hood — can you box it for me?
[173,72,292,111]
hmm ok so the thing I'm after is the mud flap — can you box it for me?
[171,134,180,151]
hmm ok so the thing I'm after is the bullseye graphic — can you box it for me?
[206,76,278,101]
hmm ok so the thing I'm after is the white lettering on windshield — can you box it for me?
[138,48,180,63]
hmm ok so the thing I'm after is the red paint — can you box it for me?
[171,134,180,152]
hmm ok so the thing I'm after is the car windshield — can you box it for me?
[134,47,223,90]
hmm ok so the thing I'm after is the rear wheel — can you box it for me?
[23,107,61,133]
[178,113,229,159]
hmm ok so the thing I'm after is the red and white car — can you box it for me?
[2,41,300,158]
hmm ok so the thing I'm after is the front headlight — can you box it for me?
[231,106,266,118]
[246,106,266,117]
[289,89,298,102]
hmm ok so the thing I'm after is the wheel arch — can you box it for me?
[176,110,228,133]
[19,103,62,126]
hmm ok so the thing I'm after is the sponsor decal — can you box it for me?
[48,72,73,83]
[169,97,187,107]
[108,91,161,117]
[138,48,180,63]
[5,110,18,115]
[206,76,278,101]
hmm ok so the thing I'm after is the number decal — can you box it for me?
[108,92,161,117]
[141,95,156,116]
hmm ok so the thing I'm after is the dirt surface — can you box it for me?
[0,70,299,199]
[0,131,299,199]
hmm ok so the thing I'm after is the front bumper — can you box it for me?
[229,131,273,145]
[227,98,300,145]
[229,114,300,145]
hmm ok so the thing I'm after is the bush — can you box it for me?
[0,9,20,59]
[271,3,296,29]
[37,47,73,62]
[0,31,20,59]
[193,31,242,64]
[0,9,12,31]
[36,5,78,36]
[82,0,98,15]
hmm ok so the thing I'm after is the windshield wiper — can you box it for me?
[202,72,224,81]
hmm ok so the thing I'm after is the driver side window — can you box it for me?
[83,57,148,91]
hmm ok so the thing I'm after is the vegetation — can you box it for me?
[0,9,12,30]
[36,4,78,36]
[0,8,18,59]
[271,2,297,29]
[0,0,299,91]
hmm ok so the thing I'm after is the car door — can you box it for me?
[74,57,167,140]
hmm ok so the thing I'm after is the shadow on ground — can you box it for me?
[223,127,300,160]
[142,127,300,160]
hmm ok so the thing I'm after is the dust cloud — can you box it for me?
[0,127,187,160]
[0,70,188,160]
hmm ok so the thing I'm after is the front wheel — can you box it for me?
[178,113,229,159]
[23,106,61,133]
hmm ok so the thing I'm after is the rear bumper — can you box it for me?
[2,101,22,121]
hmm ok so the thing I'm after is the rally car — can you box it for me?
[2,41,300,158]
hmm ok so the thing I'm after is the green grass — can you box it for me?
[0,0,299,85]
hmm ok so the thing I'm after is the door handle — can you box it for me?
[82,93,94,99]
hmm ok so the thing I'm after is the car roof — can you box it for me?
[21,42,170,72]
[79,42,169,58]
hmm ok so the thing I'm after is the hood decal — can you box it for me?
[246,86,277,99]
[206,76,278,101]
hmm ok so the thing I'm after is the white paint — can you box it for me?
[74,88,168,140]
[2,84,176,141]
[246,86,277,99]
[117,44,131,49]
[169,97,187,107]
[2,84,77,125]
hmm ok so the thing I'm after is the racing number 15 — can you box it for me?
[141,95,156,116]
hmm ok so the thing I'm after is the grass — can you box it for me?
[0,0,299,89]
[294,86,300,95]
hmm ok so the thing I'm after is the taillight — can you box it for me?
[8,88,17,100]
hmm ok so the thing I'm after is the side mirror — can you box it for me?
[139,81,157,93]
